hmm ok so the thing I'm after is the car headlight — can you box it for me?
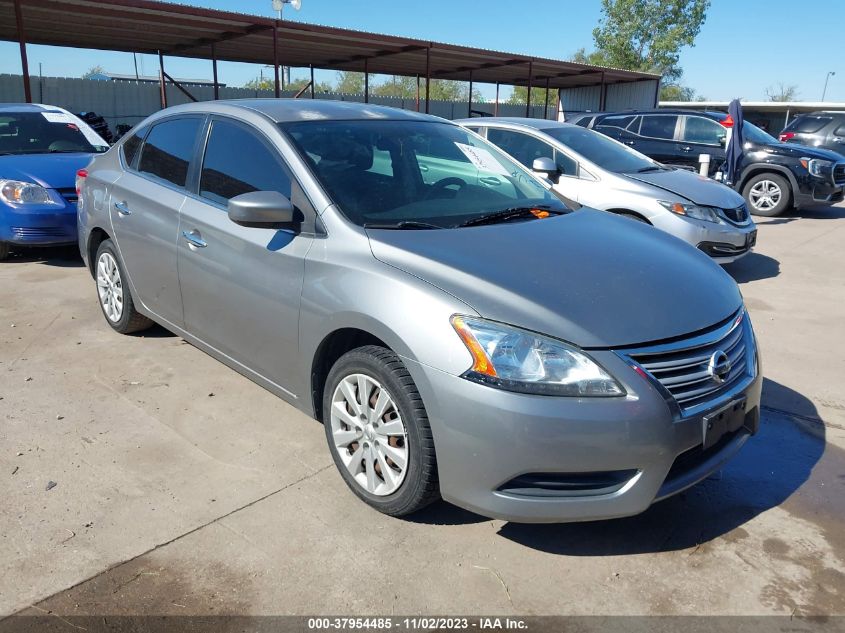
[450,315,625,396]
[658,200,721,223]
[0,179,58,205]
[802,158,832,178]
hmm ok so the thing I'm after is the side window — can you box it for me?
[639,115,679,140]
[834,124,845,137]
[683,116,726,145]
[137,118,201,188]
[486,129,554,169]
[200,119,292,206]
[599,115,635,130]
[121,128,145,167]
[554,150,578,177]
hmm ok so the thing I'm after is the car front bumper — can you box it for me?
[0,198,78,246]
[651,213,757,264]
[403,339,762,524]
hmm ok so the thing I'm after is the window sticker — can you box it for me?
[41,109,108,147]
[454,142,511,177]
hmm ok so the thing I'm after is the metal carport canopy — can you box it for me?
[0,0,658,103]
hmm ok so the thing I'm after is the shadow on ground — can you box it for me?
[415,379,829,554]
[724,252,780,283]
[3,245,84,267]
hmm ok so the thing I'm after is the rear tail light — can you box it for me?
[779,132,795,142]
[720,114,734,128]
[75,168,88,195]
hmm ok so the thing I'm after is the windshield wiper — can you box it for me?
[459,206,563,228]
[364,221,444,230]
[634,165,665,173]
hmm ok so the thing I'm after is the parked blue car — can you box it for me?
[0,103,108,260]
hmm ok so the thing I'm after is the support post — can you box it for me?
[158,50,167,109]
[211,43,219,100]
[13,0,31,103]
[364,58,369,104]
[494,82,499,116]
[554,88,561,121]
[415,74,420,112]
[310,64,315,98]
[273,22,280,98]
[425,46,431,114]
[467,70,473,117]
[599,72,606,111]
[544,77,550,119]
[525,60,533,117]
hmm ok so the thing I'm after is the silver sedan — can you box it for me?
[457,117,757,263]
[78,100,761,522]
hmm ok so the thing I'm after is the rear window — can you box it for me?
[137,117,202,188]
[785,116,832,134]
[121,129,145,167]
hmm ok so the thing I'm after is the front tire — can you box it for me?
[94,239,153,334]
[0,242,9,260]
[323,345,439,517]
[743,173,791,217]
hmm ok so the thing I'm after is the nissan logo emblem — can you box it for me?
[708,350,732,384]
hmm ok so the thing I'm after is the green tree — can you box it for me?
[426,79,483,103]
[82,65,105,79]
[766,83,799,102]
[507,86,555,106]
[335,71,366,94]
[659,82,703,101]
[243,76,273,91]
[576,0,710,82]
[372,76,418,98]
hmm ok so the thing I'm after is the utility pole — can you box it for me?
[822,71,836,101]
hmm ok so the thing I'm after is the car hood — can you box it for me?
[0,153,93,189]
[367,210,742,348]
[753,141,843,162]
[625,168,744,207]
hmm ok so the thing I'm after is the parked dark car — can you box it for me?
[779,111,845,156]
[576,110,845,217]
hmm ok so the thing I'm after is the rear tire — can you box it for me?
[0,242,9,261]
[743,173,791,217]
[94,239,153,334]
[323,345,439,517]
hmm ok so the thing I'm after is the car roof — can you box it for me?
[594,109,727,119]
[454,117,575,131]
[162,99,442,123]
[0,103,55,113]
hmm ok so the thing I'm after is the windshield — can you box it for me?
[540,125,658,174]
[741,121,778,145]
[0,111,108,155]
[280,120,567,228]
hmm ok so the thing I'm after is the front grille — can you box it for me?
[11,226,69,240]
[622,312,752,413]
[834,163,845,186]
[721,204,749,224]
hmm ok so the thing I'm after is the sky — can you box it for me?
[1,0,843,103]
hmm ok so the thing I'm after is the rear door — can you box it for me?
[828,120,845,154]
[634,114,682,166]
[108,115,204,328]
[177,116,313,392]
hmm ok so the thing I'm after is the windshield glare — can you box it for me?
[540,125,657,174]
[0,111,108,155]
[280,120,566,228]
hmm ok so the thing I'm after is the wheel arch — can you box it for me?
[606,208,652,224]
[86,226,111,278]
[738,164,798,196]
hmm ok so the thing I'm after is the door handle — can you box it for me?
[114,200,131,216]
[479,176,501,186]
[182,230,207,248]
[418,163,430,172]
[679,146,693,153]
[624,140,635,146]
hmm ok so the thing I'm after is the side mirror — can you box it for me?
[227,191,300,229]
[532,156,559,182]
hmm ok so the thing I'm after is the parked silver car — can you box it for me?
[78,100,761,523]
[458,118,757,263]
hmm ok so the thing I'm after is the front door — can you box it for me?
[176,117,313,393]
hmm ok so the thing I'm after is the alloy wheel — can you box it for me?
[748,179,782,212]
[330,373,408,496]
[96,251,124,323]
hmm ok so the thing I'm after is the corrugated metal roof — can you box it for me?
[0,0,658,89]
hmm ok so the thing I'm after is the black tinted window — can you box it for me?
[486,129,554,169]
[200,120,291,206]
[138,118,201,188]
[600,115,635,129]
[786,116,832,134]
[639,115,678,140]
[121,130,145,167]
[554,150,578,176]
[683,116,726,145]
